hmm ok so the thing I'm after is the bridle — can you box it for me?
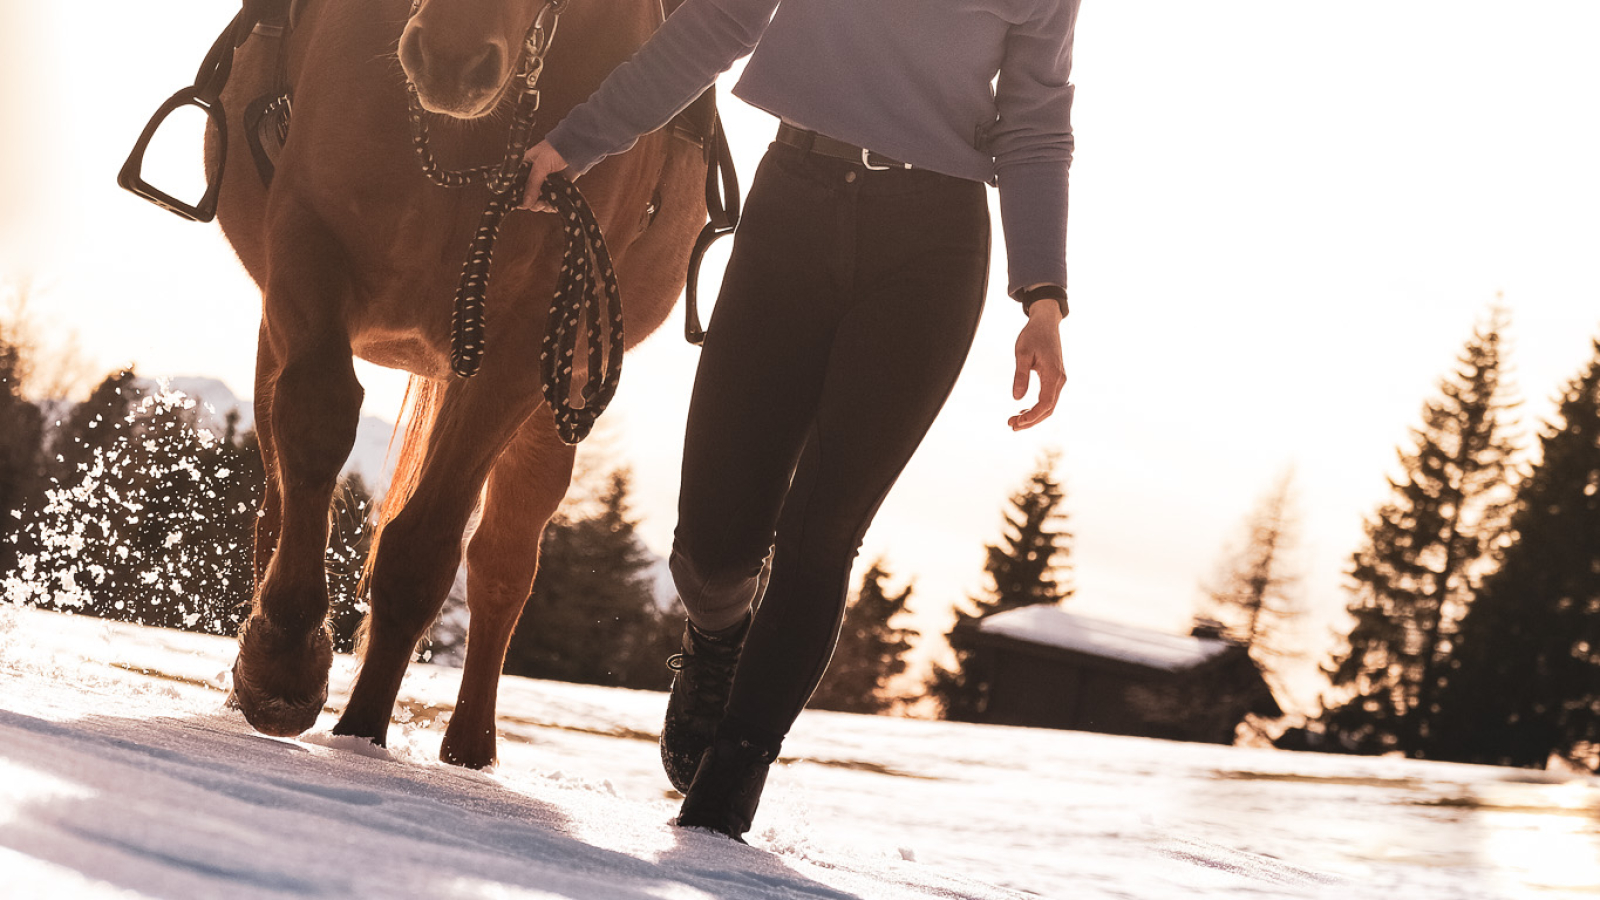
[404,0,568,194]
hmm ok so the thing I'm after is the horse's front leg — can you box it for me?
[440,407,576,768]
[230,233,363,737]
[332,372,545,748]
[249,322,283,586]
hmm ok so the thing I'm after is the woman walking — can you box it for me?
[520,0,1078,841]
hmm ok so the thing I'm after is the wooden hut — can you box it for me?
[954,606,1282,744]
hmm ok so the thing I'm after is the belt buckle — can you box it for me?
[860,147,909,172]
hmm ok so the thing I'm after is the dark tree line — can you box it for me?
[1433,337,1600,767]
[0,358,371,646]
[0,318,45,579]
[1315,310,1600,770]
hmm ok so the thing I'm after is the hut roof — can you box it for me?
[975,606,1234,674]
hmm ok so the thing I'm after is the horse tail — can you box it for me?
[355,375,444,630]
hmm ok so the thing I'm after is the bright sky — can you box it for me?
[4,1,1598,711]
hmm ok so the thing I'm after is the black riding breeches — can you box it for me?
[669,140,990,740]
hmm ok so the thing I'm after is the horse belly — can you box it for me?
[352,332,455,381]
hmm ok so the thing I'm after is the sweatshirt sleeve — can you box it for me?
[987,0,1079,298]
[545,0,782,175]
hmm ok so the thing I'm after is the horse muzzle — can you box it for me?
[398,23,510,119]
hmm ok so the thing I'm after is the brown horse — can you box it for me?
[209,0,706,768]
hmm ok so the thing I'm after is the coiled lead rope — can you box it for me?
[451,166,623,445]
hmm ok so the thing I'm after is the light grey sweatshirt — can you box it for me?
[545,0,1079,296]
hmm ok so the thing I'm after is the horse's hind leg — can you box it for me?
[332,377,545,748]
[231,238,363,737]
[440,408,575,768]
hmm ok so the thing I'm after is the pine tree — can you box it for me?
[48,368,140,485]
[1198,468,1303,664]
[809,559,919,715]
[931,451,1072,721]
[7,369,143,613]
[1319,309,1518,757]
[504,467,677,689]
[0,325,44,574]
[6,379,267,635]
[2,375,373,643]
[1434,337,1600,769]
[116,398,259,632]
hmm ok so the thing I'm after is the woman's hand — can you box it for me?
[518,141,570,212]
[1009,300,1066,431]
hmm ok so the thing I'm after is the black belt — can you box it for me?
[775,122,912,171]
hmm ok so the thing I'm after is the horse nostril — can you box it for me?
[466,44,504,92]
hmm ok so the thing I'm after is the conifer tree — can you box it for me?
[1319,310,1518,757]
[1197,468,1303,665]
[116,399,260,632]
[48,368,140,484]
[504,467,676,689]
[7,369,142,613]
[809,559,919,714]
[3,376,376,643]
[0,326,44,573]
[8,377,249,628]
[1434,338,1600,769]
[931,451,1072,720]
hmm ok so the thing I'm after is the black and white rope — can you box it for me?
[538,172,625,445]
[406,82,539,194]
[449,167,623,445]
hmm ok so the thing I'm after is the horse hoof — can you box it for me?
[231,615,334,737]
[440,728,497,770]
[441,741,496,770]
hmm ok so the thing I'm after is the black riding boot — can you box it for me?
[676,720,782,842]
[660,614,750,792]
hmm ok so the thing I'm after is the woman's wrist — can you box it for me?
[1015,283,1069,320]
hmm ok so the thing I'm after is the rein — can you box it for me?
[405,0,624,445]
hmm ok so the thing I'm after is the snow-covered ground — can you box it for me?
[0,605,1594,900]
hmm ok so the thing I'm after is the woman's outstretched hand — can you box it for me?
[1009,300,1066,431]
[518,141,570,212]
